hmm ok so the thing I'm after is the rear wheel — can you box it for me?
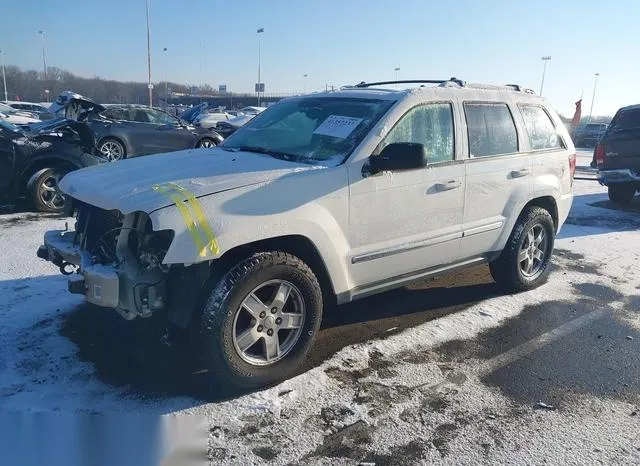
[490,206,555,292]
[608,184,636,205]
[191,252,323,389]
[30,167,68,213]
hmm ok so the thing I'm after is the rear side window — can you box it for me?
[518,105,562,150]
[464,103,518,157]
[611,109,640,131]
[383,103,455,163]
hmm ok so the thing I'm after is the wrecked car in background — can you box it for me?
[0,103,105,212]
[44,92,224,161]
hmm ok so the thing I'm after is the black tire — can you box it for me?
[608,184,636,205]
[192,252,323,389]
[196,137,218,149]
[489,206,555,292]
[98,138,126,161]
[30,167,69,213]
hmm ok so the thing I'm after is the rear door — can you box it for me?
[460,100,532,259]
[146,109,196,151]
[601,108,640,170]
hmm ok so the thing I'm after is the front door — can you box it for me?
[348,102,465,291]
[460,102,532,259]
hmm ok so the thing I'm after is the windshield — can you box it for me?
[221,97,394,166]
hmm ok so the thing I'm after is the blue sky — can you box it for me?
[2,0,638,116]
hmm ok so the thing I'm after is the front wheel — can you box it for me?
[608,184,636,205]
[489,206,555,292]
[30,167,68,213]
[192,252,323,389]
[98,138,126,161]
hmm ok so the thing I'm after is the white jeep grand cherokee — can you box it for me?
[38,79,575,389]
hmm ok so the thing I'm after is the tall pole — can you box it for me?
[589,73,600,122]
[38,31,48,102]
[303,74,308,93]
[539,56,551,96]
[163,47,168,106]
[145,0,152,107]
[394,67,400,80]
[0,50,7,101]
[257,28,264,106]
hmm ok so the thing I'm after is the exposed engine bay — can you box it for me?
[38,199,174,320]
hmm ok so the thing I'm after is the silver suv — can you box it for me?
[38,79,575,389]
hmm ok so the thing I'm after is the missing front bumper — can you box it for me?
[38,229,165,319]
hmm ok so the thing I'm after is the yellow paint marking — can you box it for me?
[152,183,220,257]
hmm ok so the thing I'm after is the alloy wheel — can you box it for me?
[519,224,548,277]
[100,141,124,161]
[39,173,65,211]
[232,279,305,366]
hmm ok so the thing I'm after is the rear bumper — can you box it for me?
[597,169,640,185]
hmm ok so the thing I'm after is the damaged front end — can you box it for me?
[37,199,173,320]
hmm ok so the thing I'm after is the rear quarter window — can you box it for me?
[518,105,563,150]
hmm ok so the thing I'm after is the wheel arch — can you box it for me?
[523,195,558,232]
[17,156,80,196]
[216,234,336,304]
[166,234,337,330]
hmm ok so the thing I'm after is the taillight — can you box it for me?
[595,143,606,167]
[569,152,576,183]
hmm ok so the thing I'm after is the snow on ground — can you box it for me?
[1,158,639,464]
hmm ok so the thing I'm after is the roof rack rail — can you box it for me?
[354,78,465,88]
[504,84,536,94]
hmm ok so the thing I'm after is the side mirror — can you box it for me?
[369,142,428,174]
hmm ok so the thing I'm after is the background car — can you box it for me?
[573,123,608,147]
[594,104,640,204]
[0,117,104,212]
[2,101,55,120]
[0,102,40,125]
[93,104,223,160]
[214,114,255,138]
[192,109,233,129]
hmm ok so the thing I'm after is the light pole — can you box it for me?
[38,30,49,102]
[539,56,551,96]
[257,27,264,106]
[0,50,7,101]
[303,74,308,93]
[589,73,600,122]
[163,47,168,106]
[394,67,400,80]
[145,0,153,107]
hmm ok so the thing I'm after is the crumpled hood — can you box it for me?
[60,148,315,214]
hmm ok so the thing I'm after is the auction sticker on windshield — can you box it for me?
[313,115,363,139]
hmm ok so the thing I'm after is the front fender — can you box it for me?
[149,167,353,295]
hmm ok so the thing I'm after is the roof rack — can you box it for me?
[350,79,536,94]
[354,78,466,88]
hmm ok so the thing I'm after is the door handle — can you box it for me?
[435,180,462,191]
[510,168,530,178]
